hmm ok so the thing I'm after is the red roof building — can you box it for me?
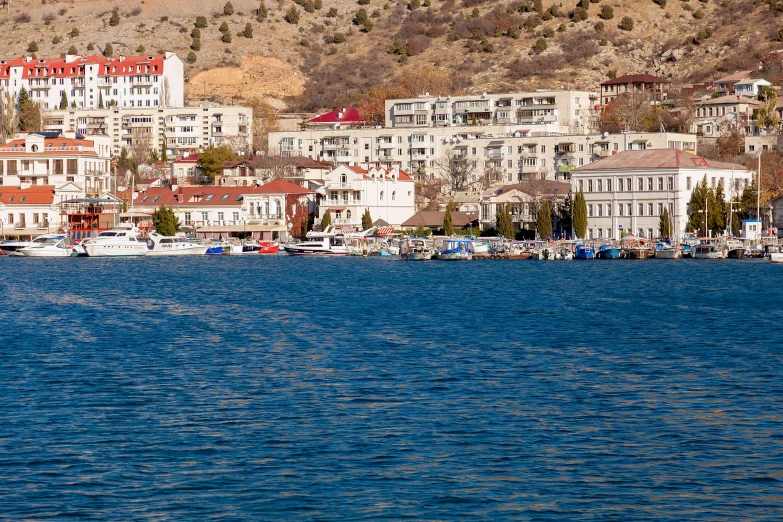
[308,108,363,128]
[600,73,671,107]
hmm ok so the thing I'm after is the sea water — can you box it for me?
[1,256,782,520]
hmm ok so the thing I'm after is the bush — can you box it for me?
[314,0,322,8]
[243,23,253,37]
[68,45,77,54]
[27,41,38,53]
[109,8,120,26]
[219,21,229,32]
[572,7,587,21]
[136,45,145,53]
[15,13,31,23]
[358,0,370,4]
[52,36,61,44]
[104,43,114,56]
[87,42,95,50]
[195,16,208,28]
[222,32,232,43]
[355,7,368,25]
[599,5,613,19]
[224,2,234,15]
[654,0,667,6]
[534,37,547,52]
[70,27,79,37]
[693,9,704,19]
[333,32,346,43]
[191,38,201,51]
[187,51,197,63]
[285,6,300,23]
[362,19,374,32]
[258,1,268,19]
[409,0,420,9]
[327,7,337,16]
[594,21,604,31]
[543,26,554,37]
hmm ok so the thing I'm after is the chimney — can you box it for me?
[171,177,178,191]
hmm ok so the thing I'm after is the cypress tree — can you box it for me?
[687,175,709,234]
[98,92,104,109]
[536,200,553,240]
[361,208,372,230]
[59,90,68,109]
[320,210,332,230]
[497,203,514,239]
[573,189,587,239]
[443,203,454,235]
[711,178,726,235]
[659,207,671,239]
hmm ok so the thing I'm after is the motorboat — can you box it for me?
[654,243,682,259]
[574,244,595,260]
[81,222,148,257]
[725,239,746,259]
[693,243,726,259]
[472,240,491,254]
[770,252,783,263]
[620,236,651,259]
[437,238,474,260]
[400,237,433,261]
[284,226,347,256]
[18,234,75,257]
[596,244,621,259]
[255,241,280,254]
[145,232,209,256]
[0,238,35,256]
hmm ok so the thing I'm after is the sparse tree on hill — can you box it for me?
[191,38,201,51]
[219,21,229,32]
[109,8,120,26]
[223,1,234,15]
[67,45,77,55]
[619,16,634,31]
[27,41,38,53]
[258,1,268,20]
[70,27,79,37]
[599,5,613,19]
[186,51,197,64]
[314,0,322,9]
[243,23,253,38]
[284,6,300,24]
[191,27,201,39]
[195,16,208,28]
[222,32,232,43]
[104,43,114,56]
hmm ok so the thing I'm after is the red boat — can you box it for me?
[257,241,279,254]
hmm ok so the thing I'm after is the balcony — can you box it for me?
[335,155,352,162]
[322,142,348,150]
[409,139,427,147]
[518,115,557,123]
[519,165,540,175]
[333,218,359,225]
[325,182,356,189]
[486,150,504,160]
[595,149,612,158]
[411,153,428,161]
[378,142,394,149]
[394,107,414,116]
[18,169,51,177]
[327,200,365,207]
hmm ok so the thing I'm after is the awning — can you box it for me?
[376,227,395,235]
[327,206,347,211]
[119,211,153,217]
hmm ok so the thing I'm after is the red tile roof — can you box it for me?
[345,165,414,181]
[0,137,98,156]
[309,108,363,124]
[601,73,670,86]
[0,54,167,79]
[715,71,753,83]
[133,182,312,207]
[0,185,55,205]
[575,149,747,171]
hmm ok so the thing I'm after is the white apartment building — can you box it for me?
[0,131,112,197]
[692,95,758,137]
[270,125,696,185]
[0,53,183,110]
[571,149,753,241]
[385,90,599,134]
[319,165,416,228]
[42,104,252,157]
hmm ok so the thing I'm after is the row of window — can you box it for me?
[587,202,675,218]
[579,176,675,193]
[588,228,656,240]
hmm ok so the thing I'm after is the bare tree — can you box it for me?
[0,88,17,142]
[433,149,478,194]
[245,97,279,153]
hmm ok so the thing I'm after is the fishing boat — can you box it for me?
[400,237,433,261]
[18,234,75,257]
[726,239,746,259]
[620,236,650,260]
[436,238,474,260]
[284,226,347,256]
[693,243,727,259]
[574,243,595,260]
[596,243,621,259]
[81,222,148,257]
[654,243,681,259]
[145,232,209,256]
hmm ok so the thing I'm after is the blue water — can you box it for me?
[1,256,782,520]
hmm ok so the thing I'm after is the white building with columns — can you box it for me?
[571,149,753,241]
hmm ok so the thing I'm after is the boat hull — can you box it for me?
[438,252,472,260]
[20,247,73,257]
[83,244,148,257]
[146,245,209,256]
[402,252,432,261]
[284,246,346,256]
[654,249,681,259]
[693,252,726,259]
[597,248,621,259]
[727,248,745,259]
[770,252,783,263]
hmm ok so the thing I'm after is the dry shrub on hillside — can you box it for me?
[507,53,565,80]
[557,30,599,61]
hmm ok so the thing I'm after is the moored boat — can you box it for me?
[145,232,209,256]
[654,243,682,259]
[574,244,595,260]
[596,243,621,259]
[770,252,783,263]
[18,234,75,257]
[436,238,474,260]
[400,237,433,261]
[693,243,727,259]
[284,226,347,256]
[81,222,148,257]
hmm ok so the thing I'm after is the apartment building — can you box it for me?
[599,73,670,107]
[0,185,59,235]
[692,95,758,137]
[0,53,183,110]
[42,104,252,157]
[0,131,112,197]
[385,90,599,134]
[571,149,753,241]
[269,125,697,186]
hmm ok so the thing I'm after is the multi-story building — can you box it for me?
[571,149,753,241]
[477,180,572,233]
[0,53,183,110]
[318,165,416,228]
[599,73,670,107]
[692,95,758,137]
[732,79,771,98]
[0,131,112,197]
[713,71,753,97]
[0,185,59,236]
[269,125,696,185]
[385,90,599,134]
[42,104,252,157]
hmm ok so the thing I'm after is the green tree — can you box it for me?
[243,23,253,38]
[534,0,543,14]
[362,208,373,230]
[186,51,198,64]
[557,193,572,239]
[284,6,300,23]
[314,0,322,9]
[443,203,454,235]
[536,199,553,240]
[59,90,68,109]
[496,203,514,239]
[600,5,614,19]
[18,88,41,132]
[258,1,268,19]
[191,27,201,39]
[534,38,547,52]
[109,8,120,26]
[222,32,232,43]
[27,41,38,53]
[619,16,634,30]
[70,27,80,37]
[573,189,587,238]
[711,177,726,235]
[409,0,420,9]
[191,38,201,51]
[355,8,368,25]
[68,45,78,55]
[98,92,104,109]
[659,207,671,238]
[413,224,431,236]
[224,1,234,15]
[219,21,229,32]
[136,45,145,53]
[104,43,114,56]
[161,144,168,163]
[153,205,181,236]
[320,210,332,230]
[195,16,208,28]
[687,175,710,235]
[327,7,337,16]
[196,145,237,182]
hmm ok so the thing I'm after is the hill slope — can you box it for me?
[1,0,779,109]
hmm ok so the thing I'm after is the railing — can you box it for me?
[335,156,352,162]
[326,183,354,189]
[17,170,51,176]
[333,219,358,225]
[486,151,504,160]
[0,146,85,152]
[378,142,394,149]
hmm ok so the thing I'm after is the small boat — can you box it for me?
[596,244,621,259]
[400,237,433,261]
[145,232,209,256]
[437,238,474,260]
[693,243,726,259]
[18,234,75,257]
[284,227,347,256]
[725,239,746,259]
[620,236,650,260]
[574,244,595,260]
[682,244,693,258]
[256,241,280,254]
[0,238,37,256]
[654,243,681,259]
[472,240,491,254]
[81,222,149,257]
[770,252,783,263]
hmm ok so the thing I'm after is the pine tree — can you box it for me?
[243,23,253,38]
[443,203,454,235]
[258,1,268,20]
[659,207,671,239]
[59,90,68,110]
[161,144,168,163]
[573,189,587,239]
[536,200,553,240]
[320,210,332,230]
[153,205,181,236]
[219,21,229,33]
[284,6,300,24]
[67,45,78,55]
[557,193,572,239]
[224,1,234,15]
[104,43,114,56]
[361,208,373,230]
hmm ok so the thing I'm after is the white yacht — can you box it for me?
[81,223,149,257]
[145,231,209,256]
[0,238,34,256]
[284,226,347,256]
[18,234,75,257]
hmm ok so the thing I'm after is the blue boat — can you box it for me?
[574,244,595,260]
[596,243,621,259]
[437,238,474,260]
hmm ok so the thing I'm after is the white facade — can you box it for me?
[270,126,696,185]
[733,79,771,98]
[571,150,753,241]
[385,90,599,134]
[320,165,416,228]
[1,53,183,111]
[0,132,112,197]
[42,104,252,157]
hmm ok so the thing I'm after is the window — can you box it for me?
[380,191,384,201]
[597,179,603,192]
[201,212,208,222]
[233,212,239,222]
[606,203,611,217]
[184,212,192,223]
[638,203,644,216]
[217,212,224,222]
[657,203,663,215]
[686,177,692,190]
[221,194,230,201]
[204,194,214,201]
[597,204,603,217]
[607,179,612,192]
[152,195,161,203]
[587,204,593,217]
[618,203,624,216]
[67,159,77,174]
[667,177,673,191]
[392,191,396,201]
[588,179,593,192]
[648,203,653,216]
[618,178,623,192]
[627,203,632,216]
[637,178,644,191]
[657,177,663,191]
[647,178,653,191]
[578,179,584,191]
[626,178,631,191]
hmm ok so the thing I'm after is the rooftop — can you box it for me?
[715,71,754,83]
[0,185,55,205]
[309,108,362,124]
[601,73,671,86]
[575,149,747,172]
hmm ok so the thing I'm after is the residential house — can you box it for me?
[713,71,754,97]
[571,149,753,241]
[692,95,758,137]
[401,210,479,232]
[733,79,771,98]
[478,180,572,233]
[0,185,59,236]
[319,165,416,229]
[600,73,671,107]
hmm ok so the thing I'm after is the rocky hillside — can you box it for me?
[2,0,780,110]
